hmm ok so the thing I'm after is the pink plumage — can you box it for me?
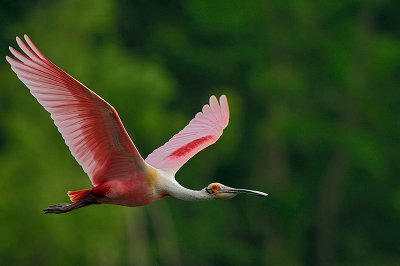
[7,35,266,214]
[145,95,229,174]
[6,35,144,187]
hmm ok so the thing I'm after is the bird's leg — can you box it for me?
[43,195,98,214]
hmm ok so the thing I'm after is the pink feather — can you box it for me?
[6,35,145,186]
[145,95,229,174]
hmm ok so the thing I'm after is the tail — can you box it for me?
[68,188,92,203]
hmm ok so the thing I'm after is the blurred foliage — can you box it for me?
[0,0,399,265]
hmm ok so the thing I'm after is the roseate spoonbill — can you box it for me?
[6,35,267,214]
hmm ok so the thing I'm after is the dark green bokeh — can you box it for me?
[0,0,399,265]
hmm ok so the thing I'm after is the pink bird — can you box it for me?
[6,35,267,214]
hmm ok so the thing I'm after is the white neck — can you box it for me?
[159,178,213,201]
[169,185,212,201]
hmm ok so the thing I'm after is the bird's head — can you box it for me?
[204,182,268,200]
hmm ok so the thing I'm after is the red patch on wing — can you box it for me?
[169,135,214,158]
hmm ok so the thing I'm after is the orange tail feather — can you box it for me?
[68,189,91,203]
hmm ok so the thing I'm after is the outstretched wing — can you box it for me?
[6,35,145,186]
[145,95,229,174]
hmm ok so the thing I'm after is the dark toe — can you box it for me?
[43,203,71,214]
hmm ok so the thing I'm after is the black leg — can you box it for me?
[43,195,98,214]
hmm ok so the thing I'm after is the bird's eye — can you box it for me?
[212,185,219,191]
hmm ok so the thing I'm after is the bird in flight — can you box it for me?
[6,35,267,214]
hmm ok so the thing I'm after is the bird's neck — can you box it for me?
[161,179,212,201]
[172,187,211,201]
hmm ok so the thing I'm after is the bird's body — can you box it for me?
[83,169,159,207]
[6,35,267,214]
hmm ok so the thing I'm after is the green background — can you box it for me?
[0,0,399,265]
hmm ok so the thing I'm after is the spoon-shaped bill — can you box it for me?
[216,185,268,199]
[227,188,268,197]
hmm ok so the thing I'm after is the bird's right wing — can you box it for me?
[6,35,146,186]
[145,95,229,174]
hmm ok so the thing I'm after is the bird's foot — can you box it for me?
[43,203,73,214]
[43,196,98,214]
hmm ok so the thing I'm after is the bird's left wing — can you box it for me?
[145,95,229,174]
[6,35,145,186]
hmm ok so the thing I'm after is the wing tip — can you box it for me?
[5,55,15,66]
[15,35,23,44]
[16,34,29,41]
[8,45,16,53]
[206,94,229,127]
[5,54,18,65]
[220,94,227,102]
[219,94,229,126]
